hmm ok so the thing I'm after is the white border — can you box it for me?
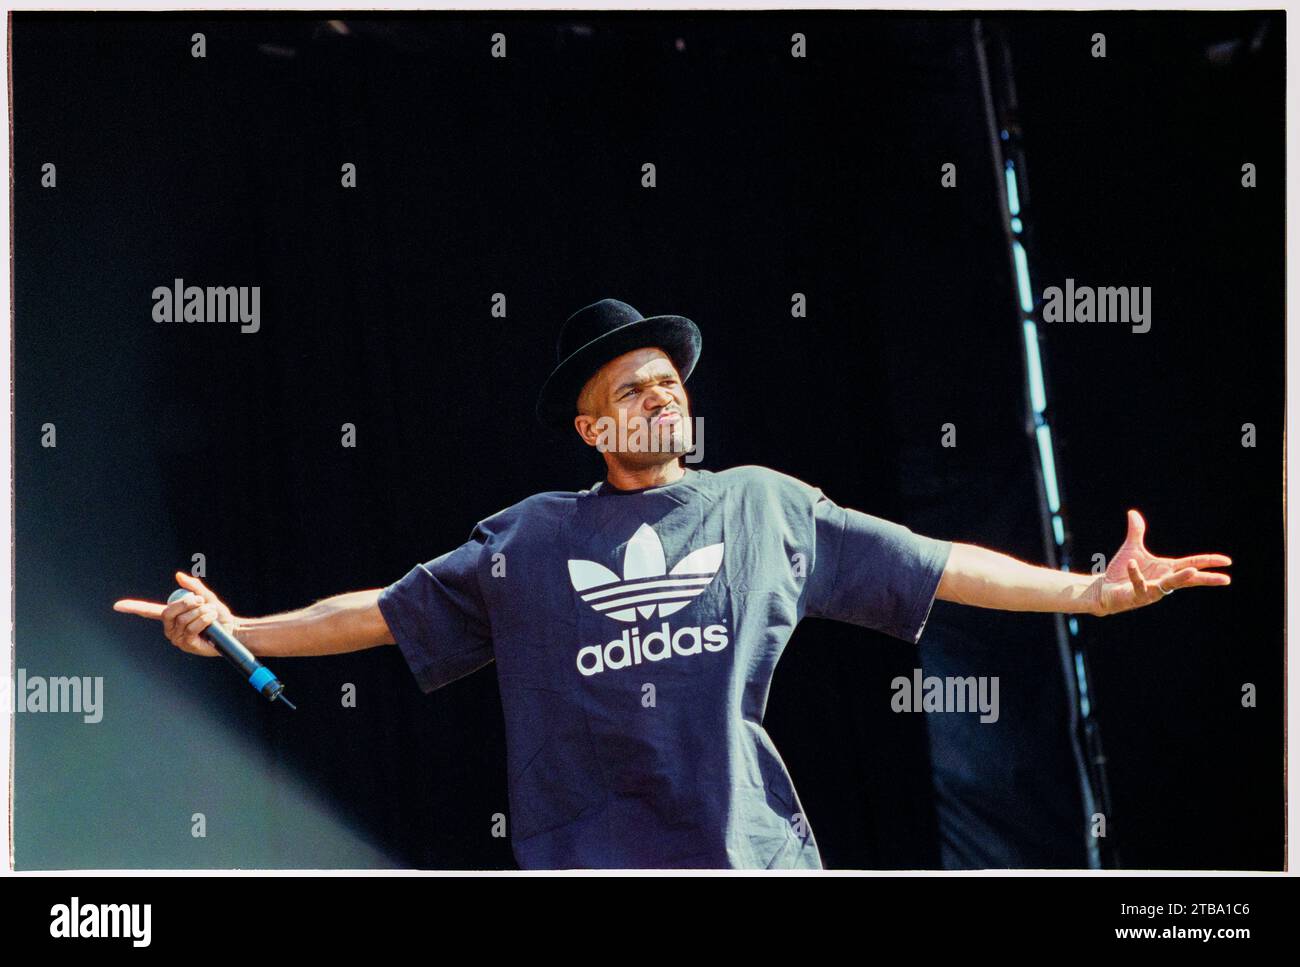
[0,0,1291,878]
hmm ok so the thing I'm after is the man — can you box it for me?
[115,297,1232,869]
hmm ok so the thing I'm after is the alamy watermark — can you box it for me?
[6,668,103,723]
[50,898,150,947]
[1042,278,1151,333]
[891,668,999,723]
[152,278,260,333]
[593,407,704,464]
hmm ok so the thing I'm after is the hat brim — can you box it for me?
[535,315,701,433]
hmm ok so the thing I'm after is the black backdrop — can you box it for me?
[14,11,1283,869]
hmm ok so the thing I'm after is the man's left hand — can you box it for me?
[1092,510,1232,616]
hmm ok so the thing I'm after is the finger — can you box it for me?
[162,594,203,636]
[1126,509,1147,545]
[113,599,166,620]
[175,603,210,630]
[1172,554,1232,570]
[175,571,213,599]
[183,607,218,638]
[163,594,202,622]
[180,632,218,656]
[1177,571,1233,588]
[1159,567,1199,592]
[1138,562,1165,604]
[1127,559,1147,596]
[174,620,219,655]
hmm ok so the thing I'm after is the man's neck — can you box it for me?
[603,458,686,492]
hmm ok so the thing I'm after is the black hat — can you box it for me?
[535,298,701,432]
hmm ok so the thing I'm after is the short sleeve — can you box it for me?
[804,495,953,643]
[378,526,495,693]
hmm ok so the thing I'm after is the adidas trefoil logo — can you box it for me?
[568,523,724,623]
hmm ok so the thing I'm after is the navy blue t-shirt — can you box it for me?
[377,464,952,869]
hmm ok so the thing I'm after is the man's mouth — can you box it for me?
[654,410,682,425]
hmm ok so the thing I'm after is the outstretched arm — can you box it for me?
[235,588,394,657]
[114,571,396,657]
[934,510,1231,617]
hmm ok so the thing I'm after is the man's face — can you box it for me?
[574,347,692,466]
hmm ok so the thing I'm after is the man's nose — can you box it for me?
[645,385,676,410]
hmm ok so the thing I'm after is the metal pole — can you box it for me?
[971,17,1115,869]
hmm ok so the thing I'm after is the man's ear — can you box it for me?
[574,413,600,448]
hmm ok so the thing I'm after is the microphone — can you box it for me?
[168,589,296,709]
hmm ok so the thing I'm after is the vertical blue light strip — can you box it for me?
[1074,652,1091,717]
[1035,424,1061,512]
[1004,162,1021,215]
[1022,321,1047,413]
[1012,241,1034,312]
